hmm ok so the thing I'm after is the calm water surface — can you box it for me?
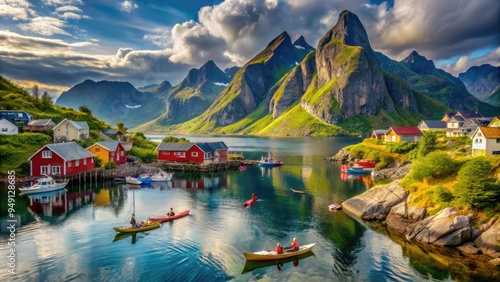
[0,136,496,281]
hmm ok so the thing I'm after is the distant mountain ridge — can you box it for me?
[459,64,500,107]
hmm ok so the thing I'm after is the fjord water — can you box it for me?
[0,136,490,281]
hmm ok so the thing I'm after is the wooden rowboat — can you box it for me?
[243,242,316,261]
[149,210,190,222]
[113,220,161,233]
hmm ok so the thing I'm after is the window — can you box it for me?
[2,128,7,132]
[121,151,124,156]
[66,123,69,129]
[41,166,50,175]
[497,139,500,143]
[95,148,100,152]
[91,158,94,163]
[42,150,52,158]
[111,152,114,157]
[75,160,79,166]
[192,152,198,157]
[162,151,169,155]
[174,152,185,157]
[18,113,23,117]
[52,166,60,175]
[68,161,72,167]
[83,159,87,165]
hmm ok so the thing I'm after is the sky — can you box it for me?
[0,0,499,97]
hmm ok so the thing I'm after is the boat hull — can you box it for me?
[113,221,161,233]
[18,181,68,195]
[126,177,142,185]
[243,242,316,261]
[150,210,190,222]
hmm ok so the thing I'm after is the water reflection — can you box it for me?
[340,172,374,188]
[170,174,227,189]
[27,189,94,221]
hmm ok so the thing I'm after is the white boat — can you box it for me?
[126,176,142,185]
[19,175,68,195]
[151,169,173,182]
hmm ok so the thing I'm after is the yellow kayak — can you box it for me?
[243,242,316,261]
[113,221,161,233]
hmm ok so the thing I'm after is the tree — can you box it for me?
[79,105,92,115]
[32,85,39,100]
[116,121,127,133]
[418,131,437,158]
[409,151,457,181]
[454,157,500,209]
[161,136,190,143]
[40,91,52,110]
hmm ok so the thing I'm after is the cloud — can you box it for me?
[119,1,138,13]
[18,16,69,36]
[0,0,36,20]
[43,0,83,6]
[441,47,500,75]
[143,28,172,48]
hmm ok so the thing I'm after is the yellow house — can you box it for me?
[384,126,423,143]
[87,141,126,166]
[53,118,89,143]
[488,116,500,127]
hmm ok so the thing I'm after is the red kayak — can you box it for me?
[150,210,190,222]
[243,196,257,207]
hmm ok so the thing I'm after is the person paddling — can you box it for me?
[130,213,136,227]
[167,208,175,216]
[276,243,283,254]
[291,238,299,252]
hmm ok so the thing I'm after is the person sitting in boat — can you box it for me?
[276,243,283,254]
[291,238,299,252]
[130,213,136,227]
[167,208,175,216]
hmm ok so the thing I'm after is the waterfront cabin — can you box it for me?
[0,118,19,135]
[53,118,90,143]
[29,142,95,177]
[418,120,446,131]
[102,129,124,141]
[87,141,126,166]
[0,110,31,125]
[471,127,500,156]
[371,129,388,140]
[23,119,56,132]
[487,116,500,127]
[384,126,422,143]
[157,141,228,164]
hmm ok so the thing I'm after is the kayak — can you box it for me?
[241,250,315,274]
[149,210,190,222]
[290,188,305,194]
[244,196,257,207]
[243,242,316,261]
[113,220,161,233]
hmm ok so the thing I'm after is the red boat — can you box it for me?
[356,160,376,168]
[149,210,190,222]
[244,195,258,207]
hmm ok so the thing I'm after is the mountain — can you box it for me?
[55,80,165,127]
[376,51,499,115]
[224,66,240,80]
[458,64,500,107]
[139,80,173,95]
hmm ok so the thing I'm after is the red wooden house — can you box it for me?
[29,142,95,177]
[87,141,126,166]
[156,141,228,164]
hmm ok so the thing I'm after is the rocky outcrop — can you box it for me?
[328,149,355,163]
[474,218,500,257]
[378,163,412,180]
[342,180,407,220]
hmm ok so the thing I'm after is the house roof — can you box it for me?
[456,111,483,119]
[448,116,465,122]
[120,141,132,151]
[53,118,89,130]
[195,142,229,153]
[443,112,457,117]
[27,119,54,126]
[156,142,194,151]
[476,127,500,139]
[420,120,446,129]
[88,141,121,152]
[372,129,388,135]
[488,117,500,127]
[103,129,122,135]
[29,142,95,161]
[463,117,493,127]
[389,126,423,136]
[0,118,17,126]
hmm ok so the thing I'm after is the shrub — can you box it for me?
[434,185,453,202]
[408,151,458,181]
[386,141,418,154]
[418,131,438,158]
[454,157,500,209]
[104,161,116,169]
[94,156,102,167]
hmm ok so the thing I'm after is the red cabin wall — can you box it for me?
[65,156,95,175]
[30,150,65,177]
[111,144,126,165]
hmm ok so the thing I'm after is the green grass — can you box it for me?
[0,133,51,176]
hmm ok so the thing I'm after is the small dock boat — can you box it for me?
[126,176,142,185]
[257,152,283,167]
[19,175,68,195]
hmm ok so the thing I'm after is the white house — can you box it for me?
[471,126,500,156]
[53,118,90,143]
[0,118,18,135]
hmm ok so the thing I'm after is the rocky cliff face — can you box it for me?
[459,64,500,107]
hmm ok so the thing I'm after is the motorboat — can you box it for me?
[19,175,68,195]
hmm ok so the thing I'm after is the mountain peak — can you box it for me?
[293,35,314,52]
[317,10,374,59]
[401,51,436,74]
[266,31,291,48]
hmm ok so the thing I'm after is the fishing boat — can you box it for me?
[19,175,68,195]
[290,188,305,194]
[356,160,376,168]
[329,203,342,210]
[257,152,283,167]
[126,176,142,185]
[244,194,258,207]
[243,242,316,261]
[150,210,190,222]
[151,169,173,182]
[113,220,161,233]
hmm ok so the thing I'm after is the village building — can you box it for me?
[417,120,447,131]
[459,117,493,137]
[23,119,56,132]
[28,142,95,177]
[87,141,127,166]
[488,116,500,127]
[102,129,124,141]
[0,118,19,135]
[446,115,466,137]
[157,141,228,164]
[371,129,388,139]
[441,112,457,122]
[0,110,31,125]
[384,126,423,143]
[53,118,90,143]
[471,127,500,156]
